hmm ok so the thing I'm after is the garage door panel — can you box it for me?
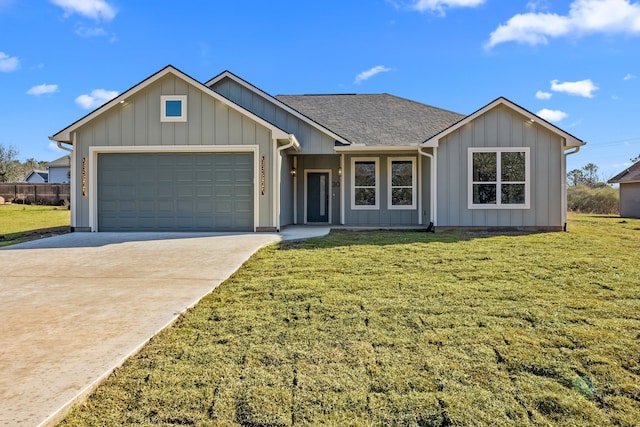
[98,152,254,231]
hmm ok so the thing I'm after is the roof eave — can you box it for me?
[207,71,352,146]
[50,66,291,143]
[422,97,587,148]
[334,145,418,152]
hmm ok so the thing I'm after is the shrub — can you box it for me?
[567,185,619,214]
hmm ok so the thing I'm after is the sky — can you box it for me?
[1,0,639,179]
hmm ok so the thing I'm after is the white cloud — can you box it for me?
[486,0,640,48]
[624,73,637,80]
[0,51,19,72]
[51,0,116,21]
[535,90,553,100]
[48,141,65,153]
[551,79,599,97]
[26,84,59,96]
[75,88,118,109]
[536,108,568,122]
[354,65,392,84]
[411,0,485,14]
[75,26,107,37]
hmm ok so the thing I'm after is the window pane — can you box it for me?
[354,162,376,186]
[355,188,376,206]
[473,152,497,181]
[473,184,497,204]
[165,100,182,117]
[391,161,412,186]
[501,152,526,182]
[392,188,413,206]
[501,184,525,204]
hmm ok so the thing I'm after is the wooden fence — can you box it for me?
[0,183,70,205]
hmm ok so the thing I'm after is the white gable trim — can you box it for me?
[422,97,586,149]
[50,66,290,142]
[206,71,351,146]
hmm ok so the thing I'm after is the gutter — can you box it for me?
[54,139,73,153]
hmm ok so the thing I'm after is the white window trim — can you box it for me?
[161,95,187,122]
[351,157,379,210]
[468,147,530,210]
[388,157,417,210]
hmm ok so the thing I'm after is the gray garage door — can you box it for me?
[98,152,254,231]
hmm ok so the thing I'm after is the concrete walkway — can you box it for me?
[0,226,329,427]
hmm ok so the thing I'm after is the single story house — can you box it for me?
[50,65,585,232]
[47,154,71,183]
[608,160,640,218]
[24,170,48,183]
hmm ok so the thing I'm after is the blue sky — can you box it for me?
[1,0,639,178]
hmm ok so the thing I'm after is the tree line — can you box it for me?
[566,155,639,214]
[0,144,50,183]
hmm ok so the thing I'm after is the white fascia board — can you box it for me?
[423,97,586,149]
[334,145,418,152]
[207,71,351,146]
[50,66,290,142]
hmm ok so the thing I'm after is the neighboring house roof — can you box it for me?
[50,65,293,144]
[608,160,640,184]
[423,97,586,148]
[207,71,352,145]
[275,94,465,147]
[25,170,48,182]
[48,155,70,167]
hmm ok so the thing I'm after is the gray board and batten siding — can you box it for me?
[436,104,563,228]
[210,77,337,155]
[72,73,274,231]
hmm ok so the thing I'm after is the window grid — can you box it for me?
[351,157,379,210]
[468,148,530,209]
[388,158,416,209]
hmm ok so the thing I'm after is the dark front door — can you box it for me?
[307,172,329,223]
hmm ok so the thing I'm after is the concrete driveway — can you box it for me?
[0,227,328,427]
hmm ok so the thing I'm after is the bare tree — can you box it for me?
[0,144,20,183]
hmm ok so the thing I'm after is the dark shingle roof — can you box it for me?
[275,94,465,146]
[608,160,640,183]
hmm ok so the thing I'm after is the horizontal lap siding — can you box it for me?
[620,183,640,218]
[437,105,563,227]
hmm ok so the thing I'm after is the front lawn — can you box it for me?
[60,214,640,426]
[0,204,70,247]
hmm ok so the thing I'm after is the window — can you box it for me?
[388,158,416,209]
[161,95,187,122]
[468,147,530,209]
[351,157,379,209]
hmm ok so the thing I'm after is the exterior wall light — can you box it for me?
[338,167,342,176]
[290,167,297,178]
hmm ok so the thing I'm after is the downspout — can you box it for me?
[418,145,436,231]
[562,145,581,231]
[275,135,297,232]
[56,141,73,153]
[340,153,345,224]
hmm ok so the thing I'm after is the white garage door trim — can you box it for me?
[89,145,259,232]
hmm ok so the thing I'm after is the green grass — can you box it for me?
[0,204,70,246]
[59,214,640,426]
